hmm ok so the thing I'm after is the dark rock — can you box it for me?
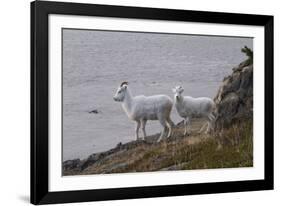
[81,154,99,170]
[116,142,122,148]
[64,138,156,172]
[240,66,253,89]
[89,109,99,114]
[63,159,81,170]
[214,58,253,131]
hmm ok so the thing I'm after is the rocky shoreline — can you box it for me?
[62,119,203,175]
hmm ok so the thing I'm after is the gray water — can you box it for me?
[63,29,252,161]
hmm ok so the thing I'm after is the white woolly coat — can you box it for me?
[175,96,214,119]
[123,95,173,121]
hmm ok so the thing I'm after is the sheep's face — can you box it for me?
[113,85,127,102]
[173,86,184,100]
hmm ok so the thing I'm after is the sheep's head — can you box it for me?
[172,86,184,100]
[113,82,128,102]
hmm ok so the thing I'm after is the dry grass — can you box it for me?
[64,118,253,176]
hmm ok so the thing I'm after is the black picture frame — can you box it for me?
[31,0,274,204]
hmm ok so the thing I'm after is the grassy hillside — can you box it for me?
[63,118,252,175]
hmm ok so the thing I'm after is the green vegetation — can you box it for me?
[182,120,253,170]
[241,46,253,65]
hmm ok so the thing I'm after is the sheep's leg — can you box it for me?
[210,114,216,130]
[184,119,187,136]
[157,119,167,142]
[184,117,190,136]
[205,114,215,134]
[205,122,211,134]
[141,119,147,140]
[187,118,192,135]
[166,120,172,138]
[209,113,216,121]
[135,120,140,140]
[167,117,175,127]
[199,122,208,133]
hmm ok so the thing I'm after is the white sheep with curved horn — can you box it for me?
[173,86,215,135]
[113,82,174,142]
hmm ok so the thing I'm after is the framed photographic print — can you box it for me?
[31,0,274,204]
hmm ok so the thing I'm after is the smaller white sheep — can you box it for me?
[172,86,215,135]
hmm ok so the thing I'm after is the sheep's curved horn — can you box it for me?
[120,81,129,87]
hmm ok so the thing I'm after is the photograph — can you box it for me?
[30,1,274,204]
[62,29,254,176]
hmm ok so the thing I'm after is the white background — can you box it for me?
[0,0,279,205]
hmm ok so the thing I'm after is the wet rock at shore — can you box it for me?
[89,109,99,114]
